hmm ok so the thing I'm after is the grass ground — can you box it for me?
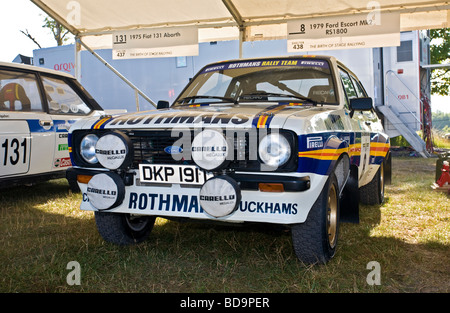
[0,157,448,293]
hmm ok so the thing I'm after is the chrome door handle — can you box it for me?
[39,120,54,127]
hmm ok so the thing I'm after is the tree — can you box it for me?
[19,29,42,49]
[432,110,450,131]
[20,15,71,48]
[430,28,450,96]
[42,16,71,46]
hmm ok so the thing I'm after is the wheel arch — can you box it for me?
[324,137,360,223]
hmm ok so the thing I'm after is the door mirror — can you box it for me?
[157,100,170,109]
[349,97,373,117]
[350,97,373,111]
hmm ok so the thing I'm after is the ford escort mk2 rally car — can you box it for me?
[68,56,391,264]
[0,62,107,189]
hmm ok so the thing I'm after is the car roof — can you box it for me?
[0,61,75,79]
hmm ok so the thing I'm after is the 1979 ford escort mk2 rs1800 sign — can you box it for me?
[68,56,391,264]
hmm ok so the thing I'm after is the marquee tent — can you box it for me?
[29,0,449,44]
[29,0,449,108]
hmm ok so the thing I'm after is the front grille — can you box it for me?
[126,130,194,167]
[125,129,261,170]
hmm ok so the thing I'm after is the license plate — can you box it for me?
[139,164,211,185]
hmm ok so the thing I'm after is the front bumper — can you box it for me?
[68,167,327,225]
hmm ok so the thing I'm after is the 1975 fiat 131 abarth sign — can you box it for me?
[68,56,391,264]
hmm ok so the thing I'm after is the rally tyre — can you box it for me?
[291,173,340,265]
[360,162,385,205]
[94,212,156,245]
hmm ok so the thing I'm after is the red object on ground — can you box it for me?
[437,161,450,187]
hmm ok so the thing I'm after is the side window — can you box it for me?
[0,70,43,112]
[350,76,366,98]
[42,76,92,115]
[339,69,358,100]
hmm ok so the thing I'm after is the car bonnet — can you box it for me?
[81,102,318,131]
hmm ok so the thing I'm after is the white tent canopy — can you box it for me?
[31,0,449,48]
[29,0,449,109]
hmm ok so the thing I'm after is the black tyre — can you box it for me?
[95,212,156,245]
[291,173,340,265]
[360,162,385,205]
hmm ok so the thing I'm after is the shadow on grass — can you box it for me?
[0,179,448,293]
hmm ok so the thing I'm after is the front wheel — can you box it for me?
[291,173,340,265]
[95,212,156,245]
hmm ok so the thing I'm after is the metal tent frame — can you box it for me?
[30,0,449,110]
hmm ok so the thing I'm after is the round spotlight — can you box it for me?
[86,172,125,210]
[95,132,131,169]
[199,176,241,218]
[191,129,229,171]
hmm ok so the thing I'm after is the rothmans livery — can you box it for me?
[68,56,391,264]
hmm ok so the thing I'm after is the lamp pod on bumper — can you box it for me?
[86,172,125,210]
[199,175,241,218]
[95,131,133,170]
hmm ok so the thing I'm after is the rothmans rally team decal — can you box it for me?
[201,58,329,74]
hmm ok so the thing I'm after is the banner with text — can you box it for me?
[287,12,400,52]
[112,27,198,60]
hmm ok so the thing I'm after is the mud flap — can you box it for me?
[339,165,359,223]
[384,151,392,185]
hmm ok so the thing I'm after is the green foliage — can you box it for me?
[430,28,450,96]
[42,16,70,46]
[390,135,410,147]
[432,110,450,131]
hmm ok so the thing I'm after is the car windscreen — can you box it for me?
[175,58,337,106]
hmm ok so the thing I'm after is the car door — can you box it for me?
[338,68,371,182]
[39,74,95,172]
[0,68,55,178]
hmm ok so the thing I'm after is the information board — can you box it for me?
[112,26,198,60]
[287,12,400,52]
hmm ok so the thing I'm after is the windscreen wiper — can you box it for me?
[178,95,238,104]
[239,92,317,105]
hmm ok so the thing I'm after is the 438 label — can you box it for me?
[0,135,30,176]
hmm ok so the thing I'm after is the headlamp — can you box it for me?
[258,133,291,168]
[80,134,99,164]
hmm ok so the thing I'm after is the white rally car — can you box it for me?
[68,56,391,264]
[0,62,105,189]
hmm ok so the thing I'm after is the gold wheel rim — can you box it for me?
[327,184,338,248]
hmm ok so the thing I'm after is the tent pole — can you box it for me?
[75,38,157,110]
[239,26,244,59]
[74,37,81,82]
[222,0,244,59]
